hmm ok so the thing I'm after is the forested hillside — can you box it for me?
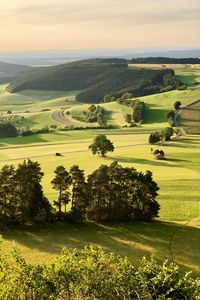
[129,57,200,64]
[7,59,178,103]
[0,61,33,83]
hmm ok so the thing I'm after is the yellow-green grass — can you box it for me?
[0,134,199,275]
[125,87,199,130]
[2,221,200,275]
[0,134,199,221]
[128,64,197,70]
[0,82,200,130]
[67,87,200,129]
[0,84,79,112]
[70,102,133,127]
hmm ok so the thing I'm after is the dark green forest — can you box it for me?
[129,57,200,64]
[7,59,178,103]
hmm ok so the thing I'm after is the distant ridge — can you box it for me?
[0,48,199,66]
[0,61,33,83]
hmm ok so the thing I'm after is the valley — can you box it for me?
[0,62,200,278]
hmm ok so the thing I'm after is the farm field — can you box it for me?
[0,64,200,130]
[0,133,200,275]
[0,63,200,278]
[179,99,200,134]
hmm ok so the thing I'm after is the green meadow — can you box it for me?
[0,64,200,276]
[0,133,200,275]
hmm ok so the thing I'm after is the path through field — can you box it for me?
[51,108,95,127]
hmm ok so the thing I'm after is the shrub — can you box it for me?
[0,242,199,300]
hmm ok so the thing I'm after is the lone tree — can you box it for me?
[174,101,182,110]
[89,134,114,157]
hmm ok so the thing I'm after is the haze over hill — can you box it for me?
[0,48,199,66]
[0,61,33,83]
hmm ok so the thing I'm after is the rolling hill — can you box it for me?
[0,61,33,83]
[7,59,177,103]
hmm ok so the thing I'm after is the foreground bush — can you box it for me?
[0,241,199,299]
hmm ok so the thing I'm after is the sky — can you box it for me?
[0,0,200,51]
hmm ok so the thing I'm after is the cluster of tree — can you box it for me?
[1,242,199,300]
[0,123,18,138]
[0,113,23,123]
[129,57,200,64]
[2,123,103,138]
[0,160,53,225]
[166,101,182,126]
[103,93,145,124]
[72,104,106,125]
[7,59,178,103]
[117,93,145,123]
[52,161,160,222]
[59,124,115,131]
[0,124,56,138]
[149,127,174,144]
[19,125,57,136]
[161,69,181,92]
[0,155,159,224]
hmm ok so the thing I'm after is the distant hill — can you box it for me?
[0,48,199,66]
[7,59,177,103]
[0,61,33,83]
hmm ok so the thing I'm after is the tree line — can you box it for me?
[129,57,200,64]
[149,127,174,144]
[103,92,145,123]
[0,160,160,225]
[71,104,106,126]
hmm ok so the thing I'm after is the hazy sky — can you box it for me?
[0,0,199,51]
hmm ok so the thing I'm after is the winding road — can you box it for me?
[51,108,94,127]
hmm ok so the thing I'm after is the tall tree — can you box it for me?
[70,165,87,219]
[15,159,49,223]
[0,165,16,223]
[87,165,111,221]
[51,166,71,220]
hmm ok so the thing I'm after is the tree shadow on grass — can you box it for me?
[0,135,49,145]
[166,157,189,163]
[164,138,200,148]
[2,221,200,276]
[145,105,169,124]
[112,156,182,168]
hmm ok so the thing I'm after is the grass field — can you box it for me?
[0,64,200,276]
[0,65,200,130]
[0,133,200,275]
